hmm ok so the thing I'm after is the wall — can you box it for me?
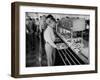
[0,0,100,80]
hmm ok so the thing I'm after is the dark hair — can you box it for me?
[46,14,56,23]
[28,17,32,21]
[86,20,90,25]
[36,18,39,20]
[40,16,42,18]
[57,18,59,20]
[66,16,69,19]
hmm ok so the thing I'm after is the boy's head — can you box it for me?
[46,14,56,28]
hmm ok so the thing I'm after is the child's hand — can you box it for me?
[56,46,61,50]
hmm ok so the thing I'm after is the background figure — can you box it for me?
[35,18,40,35]
[26,16,34,53]
[39,15,47,46]
[26,15,40,67]
[40,15,47,32]
[44,15,58,66]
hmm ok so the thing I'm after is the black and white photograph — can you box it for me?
[11,2,97,77]
[26,12,90,67]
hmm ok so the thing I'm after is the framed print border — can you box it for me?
[11,2,98,78]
